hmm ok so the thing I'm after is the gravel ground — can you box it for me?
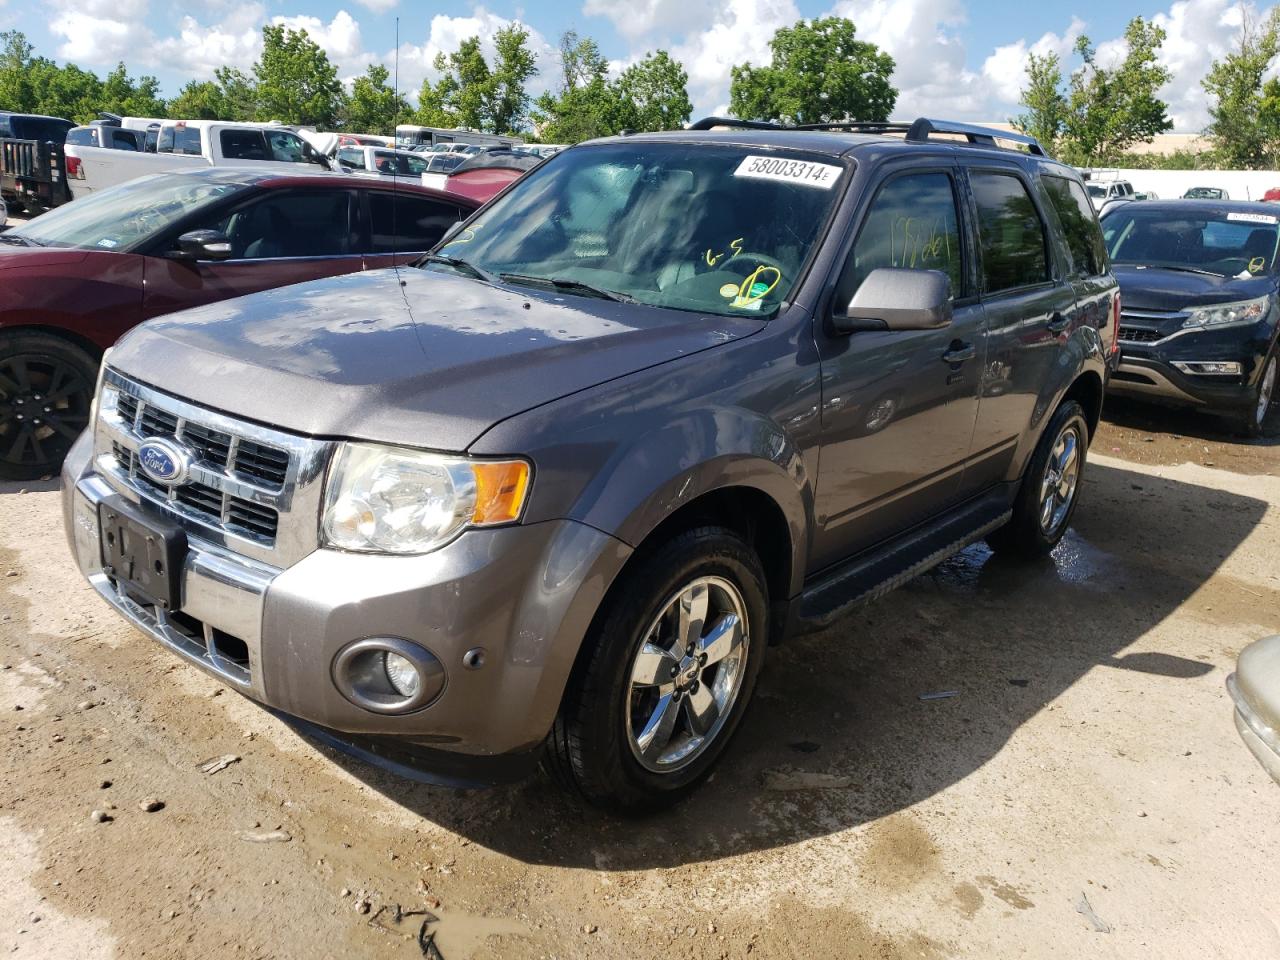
[1,403,1279,960]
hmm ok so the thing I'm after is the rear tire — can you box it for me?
[546,526,768,814]
[987,400,1089,559]
[0,332,98,481]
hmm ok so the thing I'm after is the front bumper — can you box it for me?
[1107,318,1274,412]
[62,430,632,783]
[1227,636,1280,786]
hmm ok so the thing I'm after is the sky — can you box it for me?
[1,0,1270,131]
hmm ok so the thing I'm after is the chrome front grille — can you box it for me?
[94,369,332,567]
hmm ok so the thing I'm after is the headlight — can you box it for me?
[322,442,530,555]
[1181,296,1271,329]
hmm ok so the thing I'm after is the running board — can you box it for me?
[795,491,1013,632]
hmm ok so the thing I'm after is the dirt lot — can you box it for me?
[2,401,1279,960]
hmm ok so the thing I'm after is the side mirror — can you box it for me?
[168,230,233,262]
[832,267,953,335]
[302,143,331,170]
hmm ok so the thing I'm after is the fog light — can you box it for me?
[332,638,444,714]
[383,651,420,697]
[1171,361,1242,376]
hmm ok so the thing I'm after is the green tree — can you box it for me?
[0,31,37,113]
[612,50,692,132]
[251,24,345,127]
[1203,10,1280,169]
[532,31,617,143]
[420,36,491,130]
[728,17,896,124]
[487,24,538,135]
[214,68,260,121]
[99,63,167,118]
[341,63,409,134]
[1061,18,1172,165]
[1013,51,1068,153]
[169,80,228,120]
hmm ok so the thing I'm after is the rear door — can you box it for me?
[962,165,1080,491]
[1040,173,1118,363]
[141,186,363,317]
[810,163,987,569]
[360,190,471,270]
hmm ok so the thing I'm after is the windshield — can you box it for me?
[1087,184,1107,199]
[435,142,846,317]
[1102,207,1280,277]
[11,174,244,250]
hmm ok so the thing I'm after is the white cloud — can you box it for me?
[354,0,398,13]
[272,9,373,75]
[581,0,707,41]
[393,7,556,99]
[150,2,266,77]
[49,0,152,63]
[670,0,800,117]
[1150,0,1251,131]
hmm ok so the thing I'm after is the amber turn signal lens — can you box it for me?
[471,460,531,525]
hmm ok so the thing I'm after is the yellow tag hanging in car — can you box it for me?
[730,265,782,309]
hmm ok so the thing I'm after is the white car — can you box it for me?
[336,145,432,179]
[64,121,330,198]
[1086,180,1135,209]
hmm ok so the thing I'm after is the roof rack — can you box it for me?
[686,115,1047,156]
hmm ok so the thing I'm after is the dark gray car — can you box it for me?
[61,118,1117,811]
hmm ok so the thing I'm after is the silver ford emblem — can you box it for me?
[137,437,192,487]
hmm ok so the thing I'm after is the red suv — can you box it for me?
[0,168,481,478]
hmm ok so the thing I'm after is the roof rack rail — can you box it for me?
[905,118,1046,155]
[687,116,785,131]
[685,115,1047,156]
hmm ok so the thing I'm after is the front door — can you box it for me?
[142,187,363,318]
[811,167,986,571]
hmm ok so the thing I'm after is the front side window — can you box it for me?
[1043,175,1107,277]
[194,190,355,259]
[10,174,244,250]
[436,142,846,317]
[266,130,305,163]
[971,172,1050,293]
[1102,207,1279,277]
[838,172,964,304]
[369,194,463,253]
[337,148,367,170]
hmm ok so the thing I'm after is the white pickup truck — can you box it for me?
[64,121,332,198]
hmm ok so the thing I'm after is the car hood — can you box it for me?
[1113,263,1277,311]
[0,246,91,270]
[109,267,764,451]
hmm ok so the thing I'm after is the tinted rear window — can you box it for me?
[158,126,203,155]
[220,129,269,161]
[972,172,1051,293]
[66,128,100,147]
[1043,175,1108,277]
[7,117,73,143]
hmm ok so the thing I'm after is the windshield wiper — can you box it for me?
[499,273,635,303]
[1136,263,1223,278]
[418,253,498,285]
[0,233,42,247]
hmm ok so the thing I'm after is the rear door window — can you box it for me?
[368,193,465,253]
[110,129,140,151]
[1043,175,1108,277]
[838,171,965,304]
[158,126,203,155]
[971,172,1051,293]
[220,129,269,161]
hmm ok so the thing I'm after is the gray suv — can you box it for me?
[62,118,1117,811]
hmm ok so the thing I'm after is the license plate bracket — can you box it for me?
[98,495,188,610]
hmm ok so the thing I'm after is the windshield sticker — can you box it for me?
[1226,212,1278,225]
[96,237,119,249]
[1249,256,1267,273]
[734,156,842,190]
[719,282,740,298]
[729,265,782,309]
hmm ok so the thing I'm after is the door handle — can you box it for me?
[941,342,976,364]
[1046,313,1071,334]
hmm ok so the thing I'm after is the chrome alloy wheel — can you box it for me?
[625,576,750,774]
[1257,355,1277,428]
[1039,421,1083,537]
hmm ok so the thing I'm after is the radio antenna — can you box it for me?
[392,16,400,255]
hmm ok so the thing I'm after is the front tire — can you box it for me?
[546,526,768,813]
[987,400,1089,559]
[1234,349,1277,438]
[0,332,98,481]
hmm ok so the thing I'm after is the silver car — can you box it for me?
[1227,636,1280,783]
